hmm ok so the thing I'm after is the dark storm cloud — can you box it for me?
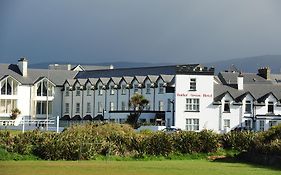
[0,0,281,64]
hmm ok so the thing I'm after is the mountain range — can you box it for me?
[30,55,281,73]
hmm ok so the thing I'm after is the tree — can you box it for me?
[127,93,149,128]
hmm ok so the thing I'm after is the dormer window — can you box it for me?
[159,83,164,94]
[76,86,81,96]
[134,84,139,93]
[121,85,126,95]
[224,100,230,112]
[65,87,70,96]
[37,80,52,96]
[268,101,274,113]
[98,86,103,95]
[110,85,115,95]
[146,84,151,94]
[245,101,252,113]
[1,79,14,95]
[86,86,91,96]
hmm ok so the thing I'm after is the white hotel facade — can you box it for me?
[1,58,281,132]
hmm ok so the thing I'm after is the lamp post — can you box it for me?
[169,99,175,126]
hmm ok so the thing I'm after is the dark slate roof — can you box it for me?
[0,64,77,86]
[218,72,272,85]
[75,65,177,79]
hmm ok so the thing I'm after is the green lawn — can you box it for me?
[0,160,280,175]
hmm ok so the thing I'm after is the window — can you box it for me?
[224,100,230,112]
[146,103,150,110]
[186,119,199,131]
[245,101,252,113]
[159,83,164,94]
[121,101,126,111]
[190,78,196,91]
[167,99,171,111]
[0,99,17,113]
[146,84,151,94]
[1,78,18,95]
[110,85,115,95]
[159,101,164,111]
[268,101,274,113]
[259,120,265,131]
[36,101,52,114]
[98,86,103,95]
[134,84,139,93]
[65,103,69,113]
[98,102,103,113]
[224,119,230,128]
[186,98,199,112]
[76,86,81,96]
[269,120,278,128]
[37,80,52,96]
[86,102,91,113]
[121,85,126,95]
[65,87,70,96]
[245,120,251,130]
[110,102,115,111]
[75,103,80,113]
[86,86,91,96]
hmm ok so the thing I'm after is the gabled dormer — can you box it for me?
[34,77,55,97]
[0,75,21,96]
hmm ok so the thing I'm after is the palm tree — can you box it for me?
[127,93,149,128]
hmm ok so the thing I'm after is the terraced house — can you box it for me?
[0,58,281,132]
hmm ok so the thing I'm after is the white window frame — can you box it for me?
[245,100,252,113]
[268,101,274,113]
[65,103,69,113]
[121,85,126,95]
[65,86,70,96]
[224,100,230,112]
[110,102,115,111]
[0,99,17,114]
[186,118,199,131]
[86,86,91,96]
[110,85,115,95]
[76,86,81,96]
[159,101,164,111]
[146,84,151,94]
[98,86,103,95]
[245,119,252,130]
[86,102,91,113]
[190,78,196,91]
[186,98,199,112]
[75,103,80,113]
[224,119,230,128]
[134,84,139,93]
[259,120,265,131]
[98,102,103,113]
[121,101,126,111]
[158,83,164,94]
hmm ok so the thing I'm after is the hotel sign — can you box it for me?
[176,93,212,98]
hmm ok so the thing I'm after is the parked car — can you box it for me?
[162,127,182,133]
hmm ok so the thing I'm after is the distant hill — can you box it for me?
[30,55,281,74]
[205,55,281,73]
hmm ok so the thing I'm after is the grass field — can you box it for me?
[0,160,280,175]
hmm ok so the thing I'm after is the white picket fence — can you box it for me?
[0,116,62,133]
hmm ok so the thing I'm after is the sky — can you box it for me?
[0,0,281,64]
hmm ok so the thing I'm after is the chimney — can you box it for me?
[258,67,271,80]
[237,73,243,90]
[18,57,28,77]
